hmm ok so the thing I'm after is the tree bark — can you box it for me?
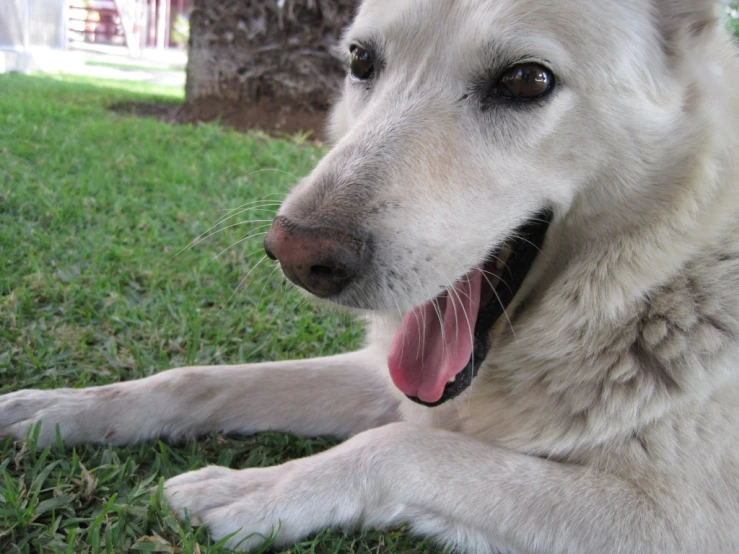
[178,0,358,138]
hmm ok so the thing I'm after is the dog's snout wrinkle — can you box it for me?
[264,216,366,298]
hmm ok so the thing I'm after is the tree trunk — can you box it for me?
[178,0,358,138]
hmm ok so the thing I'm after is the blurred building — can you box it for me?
[67,0,190,50]
[0,0,189,73]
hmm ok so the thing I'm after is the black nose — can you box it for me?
[263,216,366,298]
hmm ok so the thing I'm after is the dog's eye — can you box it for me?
[492,64,554,100]
[349,46,375,80]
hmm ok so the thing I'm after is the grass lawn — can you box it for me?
[85,60,185,73]
[0,74,440,554]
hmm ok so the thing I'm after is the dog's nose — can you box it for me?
[263,217,365,298]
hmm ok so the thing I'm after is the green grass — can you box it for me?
[85,60,185,73]
[48,73,186,100]
[0,74,440,554]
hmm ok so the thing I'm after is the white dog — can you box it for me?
[3,0,739,552]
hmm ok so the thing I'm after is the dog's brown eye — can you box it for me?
[350,46,374,80]
[493,63,554,100]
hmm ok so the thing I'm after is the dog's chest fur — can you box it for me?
[457,220,739,474]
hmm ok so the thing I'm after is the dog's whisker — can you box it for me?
[203,207,281,236]
[479,268,515,298]
[171,199,282,260]
[464,274,475,403]
[450,281,474,355]
[213,197,281,220]
[508,233,553,267]
[219,255,269,313]
[258,265,282,305]
[416,274,430,360]
[446,279,461,345]
[431,297,446,360]
[217,201,283,215]
[277,274,294,310]
[483,271,518,342]
[243,246,269,262]
[193,219,274,247]
[395,298,412,363]
[215,204,282,216]
[292,295,308,310]
[207,228,271,266]
[416,307,424,361]
[445,276,462,343]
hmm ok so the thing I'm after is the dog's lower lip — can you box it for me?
[406,210,552,408]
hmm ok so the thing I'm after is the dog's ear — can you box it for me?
[656,0,719,42]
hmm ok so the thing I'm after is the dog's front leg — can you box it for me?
[166,422,690,554]
[0,348,399,446]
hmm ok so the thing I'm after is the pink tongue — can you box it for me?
[387,270,483,403]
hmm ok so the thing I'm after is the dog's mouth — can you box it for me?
[387,211,552,407]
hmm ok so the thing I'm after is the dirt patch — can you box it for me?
[109,101,181,124]
[176,97,329,141]
[109,98,329,141]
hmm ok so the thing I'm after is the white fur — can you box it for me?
[3,0,739,552]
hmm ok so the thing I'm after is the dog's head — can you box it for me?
[264,0,724,405]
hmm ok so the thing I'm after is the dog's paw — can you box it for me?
[164,455,370,552]
[0,389,71,444]
[164,465,297,551]
[0,387,119,446]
